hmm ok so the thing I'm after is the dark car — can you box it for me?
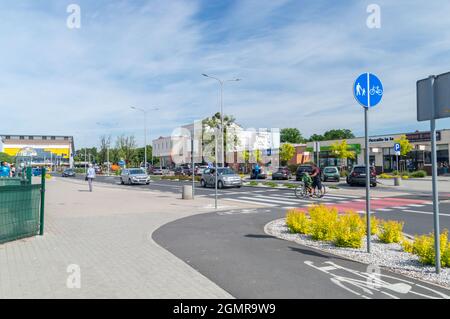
[295,165,313,181]
[272,167,292,180]
[346,165,377,187]
[174,165,191,176]
[62,168,76,177]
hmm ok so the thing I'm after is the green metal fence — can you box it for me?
[0,177,25,187]
[0,168,46,244]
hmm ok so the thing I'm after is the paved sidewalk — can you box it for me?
[0,177,253,298]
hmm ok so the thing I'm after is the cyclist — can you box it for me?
[301,171,313,196]
[310,163,322,194]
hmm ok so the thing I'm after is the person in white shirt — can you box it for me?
[86,164,96,192]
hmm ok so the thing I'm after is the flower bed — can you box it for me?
[265,206,450,288]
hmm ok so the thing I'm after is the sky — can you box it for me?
[0,0,450,149]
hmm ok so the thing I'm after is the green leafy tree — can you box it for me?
[394,135,414,172]
[202,112,237,164]
[0,152,13,163]
[308,134,325,142]
[279,143,296,166]
[394,135,413,156]
[330,140,356,171]
[323,129,355,141]
[280,128,305,144]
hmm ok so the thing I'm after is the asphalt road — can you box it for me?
[153,207,450,299]
[67,174,450,235]
[63,174,450,298]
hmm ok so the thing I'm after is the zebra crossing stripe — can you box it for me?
[223,198,277,207]
[254,195,316,204]
[239,196,301,205]
[376,208,392,212]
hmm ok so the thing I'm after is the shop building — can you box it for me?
[304,130,450,175]
[0,135,75,168]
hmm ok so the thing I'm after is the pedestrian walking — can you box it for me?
[0,161,11,177]
[86,164,96,192]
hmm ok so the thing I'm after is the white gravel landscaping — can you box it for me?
[265,218,450,289]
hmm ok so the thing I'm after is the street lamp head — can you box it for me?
[202,73,209,77]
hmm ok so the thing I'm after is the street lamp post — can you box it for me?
[202,74,240,167]
[131,106,159,170]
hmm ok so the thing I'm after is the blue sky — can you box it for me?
[1,0,450,148]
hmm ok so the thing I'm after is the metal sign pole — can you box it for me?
[365,73,371,253]
[192,138,195,199]
[365,107,371,253]
[430,75,441,274]
[215,129,218,209]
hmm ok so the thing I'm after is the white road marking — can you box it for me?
[376,208,392,212]
[223,198,277,207]
[402,210,450,217]
[239,196,301,206]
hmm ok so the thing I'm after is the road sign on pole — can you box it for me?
[416,72,450,274]
[354,73,383,254]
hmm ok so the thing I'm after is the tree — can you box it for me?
[308,134,325,142]
[394,135,413,156]
[0,152,13,163]
[202,112,238,164]
[330,140,356,171]
[323,129,355,141]
[279,143,296,166]
[394,135,414,172]
[98,135,111,164]
[116,135,137,165]
[280,128,305,144]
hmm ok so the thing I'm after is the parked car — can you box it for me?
[346,165,377,187]
[174,165,191,176]
[295,164,313,181]
[322,166,340,182]
[152,167,169,175]
[62,168,76,177]
[200,167,242,189]
[195,165,209,176]
[272,167,292,180]
[120,168,150,185]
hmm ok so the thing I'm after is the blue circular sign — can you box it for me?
[353,73,383,108]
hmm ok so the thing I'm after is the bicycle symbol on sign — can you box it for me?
[369,85,383,96]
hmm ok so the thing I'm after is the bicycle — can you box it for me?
[294,182,326,199]
[369,85,383,96]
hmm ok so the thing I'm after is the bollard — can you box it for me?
[394,176,401,186]
[182,185,193,200]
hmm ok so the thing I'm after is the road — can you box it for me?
[65,174,450,298]
[71,175,450,236]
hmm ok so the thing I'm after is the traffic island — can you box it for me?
[264,207,450,290]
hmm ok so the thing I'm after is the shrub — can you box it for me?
[412,230,450,267]
[340,170,349,178]
[401,239,414,254]
[249,181,259,186]
[308,205,338,241]
[378,173,393,179]
[402,175,409,180]
[410,170,427,178]
[334,212,365,248]
[363,216,380,235]
[378,220,404,243]
[286,209,311,235]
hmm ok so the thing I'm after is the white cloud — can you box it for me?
[0,0,450,148]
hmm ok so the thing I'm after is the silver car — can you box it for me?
[200,167,242,189]
[120,168,150,185]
